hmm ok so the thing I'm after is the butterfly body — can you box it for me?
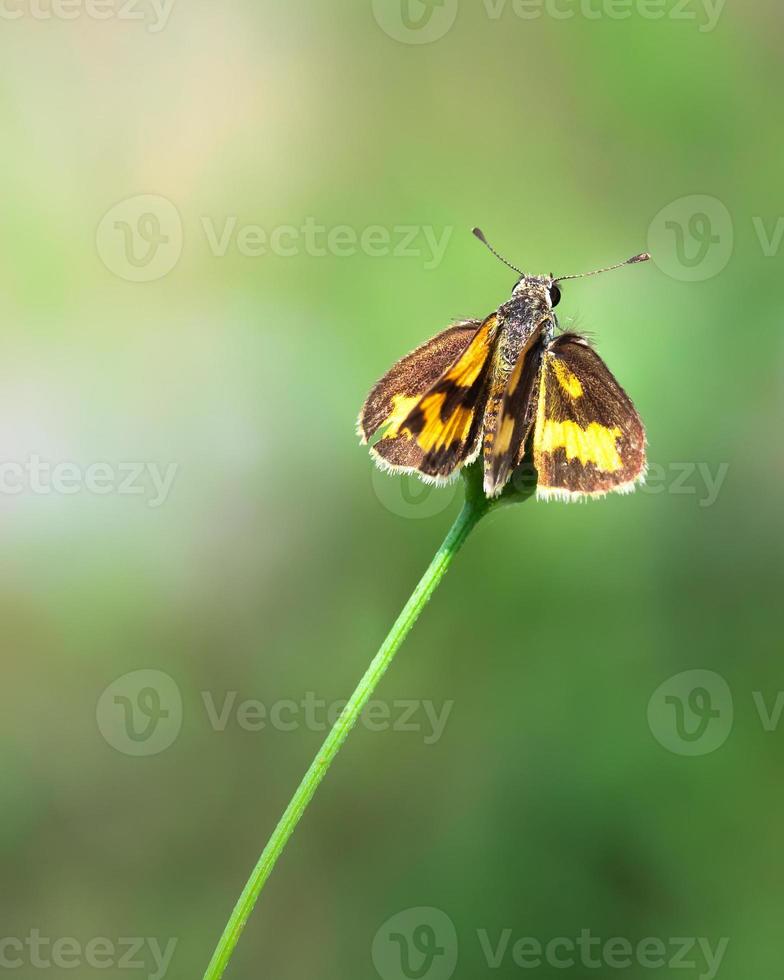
[359,245,648,502]
[499,278,554,358]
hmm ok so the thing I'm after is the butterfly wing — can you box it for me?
[363,313,500,483]
[483,336,544,496]
[532,333,646,500]
[358,320,480,443]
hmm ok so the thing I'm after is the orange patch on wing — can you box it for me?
[440,315,497,388]
[412,392,474,452]
[494,416,516,455]
[536,418,623,472]
[551,358,584,398]
[382,393,421,439]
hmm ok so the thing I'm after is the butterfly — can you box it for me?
[358,228,650,501]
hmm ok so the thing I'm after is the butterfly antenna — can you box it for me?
[472,227,525,277]
[555,252,651,283]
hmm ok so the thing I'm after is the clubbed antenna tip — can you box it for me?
[471,227,524,276]
[556,250,652,282]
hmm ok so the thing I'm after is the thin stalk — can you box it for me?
[202,492,489,980]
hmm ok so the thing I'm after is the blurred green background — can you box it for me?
[0,1,781,977]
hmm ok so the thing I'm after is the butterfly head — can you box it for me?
[511,274,561,309]
[471,227,649,311]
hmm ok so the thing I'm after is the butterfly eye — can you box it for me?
[549,283,561,307]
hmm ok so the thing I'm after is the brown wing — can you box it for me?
[366,314,500,483]
[532,333,646,501]
[483,337,544,497]
[358,320,480,443]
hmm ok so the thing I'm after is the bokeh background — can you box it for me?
[1,1,781,977]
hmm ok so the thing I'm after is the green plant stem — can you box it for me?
[202,493,490,980]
